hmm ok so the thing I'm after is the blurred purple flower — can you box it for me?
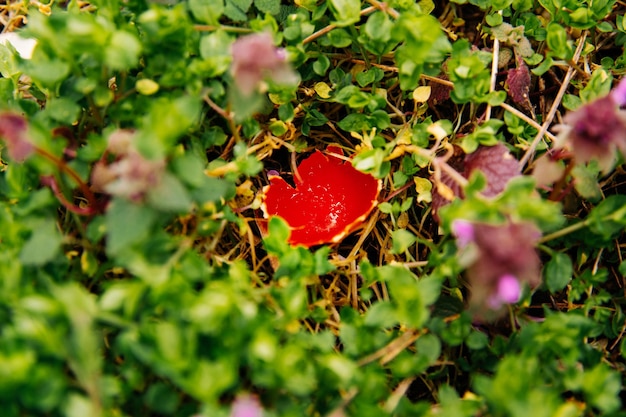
[454,220,541,320]
[91,130,165,202]
[0,112,35,161]
[489,274,522,308]
[610,77,626,106]
[557,78,626,173]
[452,219,475,248]
[231,394,263,417]
[231,32,299,96]
[101,151,165,201]
[432,143,521,220]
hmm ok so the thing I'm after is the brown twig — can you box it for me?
[303,6,378,45]
[518,31,588,169]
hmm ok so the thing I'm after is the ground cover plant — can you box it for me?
[2,0,626,415]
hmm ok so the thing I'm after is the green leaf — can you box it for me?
[0,42,20,78]
[465,330,489,349]
[579,68,612,103]
[64,394,97,417]
[562,93,582,110]
[254,0,280,14]
[485,13,503,26]
[105,198,158,255]
[312,54,331,76]
[546,22,572,60]
[416,333,441,365]
[391,229,417,254]
[338,113,372,132]
[278,102,295,122]
[225,0,253,21]
[531,56,553,76]
[199,31,233,77]
[588,195,626,239]
[325,28,352,48]
[356,67,384,87]
[147,173,193,212]
[328,0,361,27]
[19,218,63,266]
[137,96,202,159]
[364,301,398,327]
[45,98,81,124]
[582,364,621,413]
[81,250,99,277]
[22,55,71,87]
[144,382,181,414]
[189,0,224,24]
[263,216,291,254]
[384,266,441,328]
[105,30,141,71]
[545,252,573,293]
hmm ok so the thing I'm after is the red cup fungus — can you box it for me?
[261,146,381,247]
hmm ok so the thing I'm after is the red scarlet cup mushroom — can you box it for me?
[261,146,381,247]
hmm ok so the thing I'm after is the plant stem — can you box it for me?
[303,6,377,44]
[499,102,558,142]
[538,219,589,243]
[519,31,587,169]
[194,24,253,33]
[485,10,502,122]
[35,147,99,214]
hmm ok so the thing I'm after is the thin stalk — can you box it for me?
[35,147,98,214]
[485,10,502,121]
[519,31,588,169]
[499,102,558,142]
[303,6,377,44]
[538,219,589,244]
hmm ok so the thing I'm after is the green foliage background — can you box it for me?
[1,0,626,416]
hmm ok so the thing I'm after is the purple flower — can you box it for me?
[90,130,165,202]
[454,220,541,320]
[231,32,299,96]
[101,151,165,201]
[610,77,626,106]
[0,112,35,161]
[231,394,263,417]
[557,78,626,173]
[451,219,475,248]
[488,274,522,308]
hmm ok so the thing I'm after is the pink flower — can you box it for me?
[488,274,522,309]
[90,130,165,202]
[0,112,35,161]
[610,77,626,106]
[231,32,298,96]
[556,78,626,173]
[231,394,263,417]
[454,220,541,320]
[451,219,475,248]
[100,151,165,201]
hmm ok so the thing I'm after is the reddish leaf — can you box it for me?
[431,144,520,222]
[463,143,521,197]
[506,59,531,107]
[261,146,381,247]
